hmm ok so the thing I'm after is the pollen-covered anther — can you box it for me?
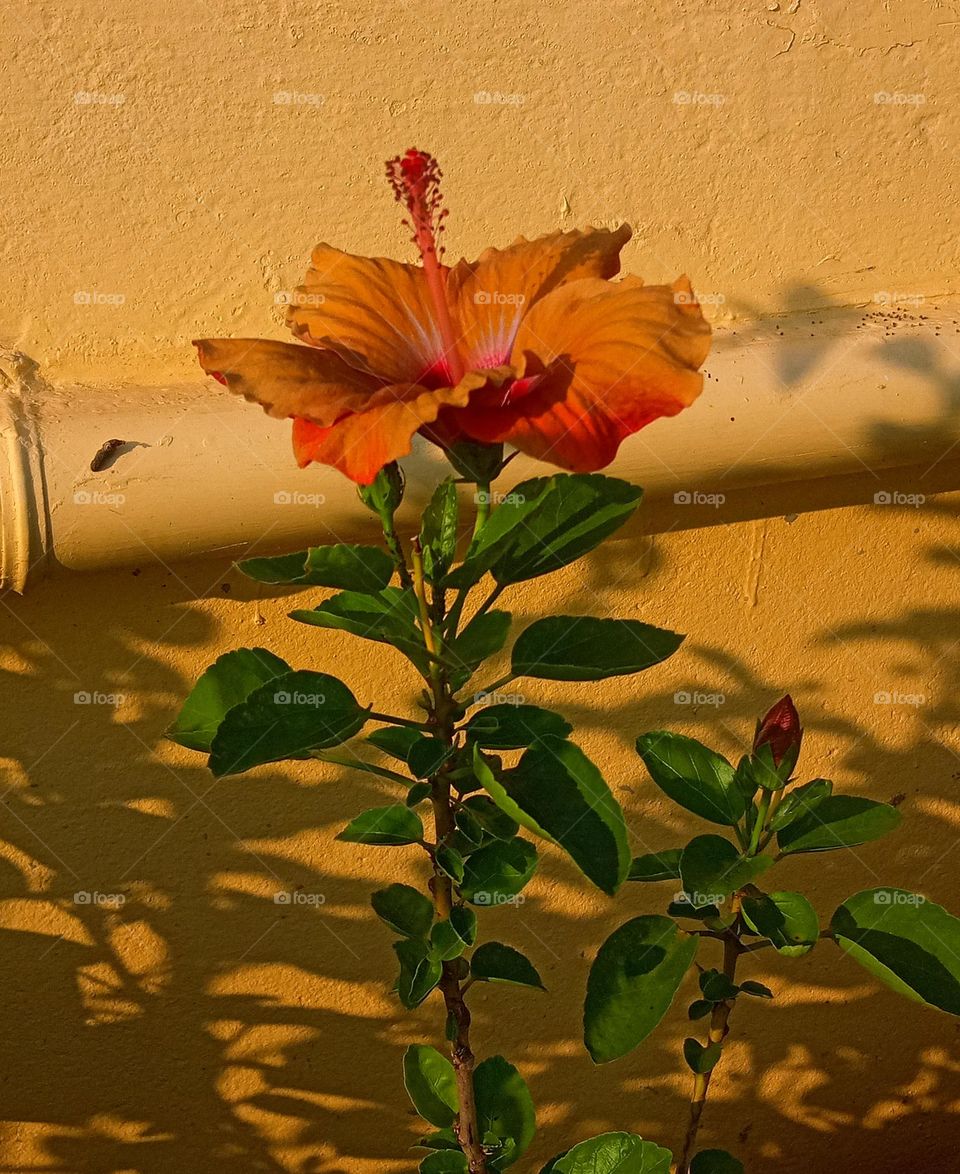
[386,148,448,260]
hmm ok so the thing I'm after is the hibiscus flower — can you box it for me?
[195,149,711,485]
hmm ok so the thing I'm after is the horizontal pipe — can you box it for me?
[2,299,960,592]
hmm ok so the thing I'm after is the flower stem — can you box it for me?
[677,928,741,1173]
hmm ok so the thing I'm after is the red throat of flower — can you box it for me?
[386,148,464,383]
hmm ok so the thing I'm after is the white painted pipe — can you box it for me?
[2,299,959,592]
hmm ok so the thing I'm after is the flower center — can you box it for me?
[386,148,464,384]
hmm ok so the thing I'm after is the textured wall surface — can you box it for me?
[3,1,960,1172]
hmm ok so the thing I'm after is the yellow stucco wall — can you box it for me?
[4,2,960,1172]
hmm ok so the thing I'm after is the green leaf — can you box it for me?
[777,796,901,855]
[475,739,629,895]
[431,907,478,960]
[767,778,833,833]
[403,1045,459,1128]
[394,939,443,1008]
[290,588,429,671]
[688,999,713,1020]
[490,473,643,585]
[464,704,572,750]
[637,733,746,827]
[831,889,960,1013]
[237,543,394,592]
[462,796,519,842]
[408,782,433,807]
[444,480,556,590]
[627,849,683,882]
[408,737,455,779]
[415,1129,460,1151]
[699,969,739,1001]
[448,611,512,690]
[168,648,290,752]
[585,916,698,1063]
[420,1154,468,1174]
[461,838,537,905]
[371,884,434,938]
[683,1038,722,1074]
[474,1055,536,1168]
[420,479,460,582]
[436,844,465,884]
[208,670,367,776]
[367,725,424,762]
[739,980,774,999]
[337,805,423,846]
[679,836,773,909]
[513,617,683,682]
[543,1132,672,1174]
[690,1149,744,1174]
[471,942,545,990]
[741,890,819,956]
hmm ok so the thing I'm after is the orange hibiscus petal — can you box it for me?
[193,338,383,425]
[454,275,710,470]
[286,244,453,385]
[447,225,632,369]
[292,367,514,485]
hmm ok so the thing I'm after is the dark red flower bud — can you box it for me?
[754,695,802,768]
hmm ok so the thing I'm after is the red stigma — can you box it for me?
[386,148,448,262]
